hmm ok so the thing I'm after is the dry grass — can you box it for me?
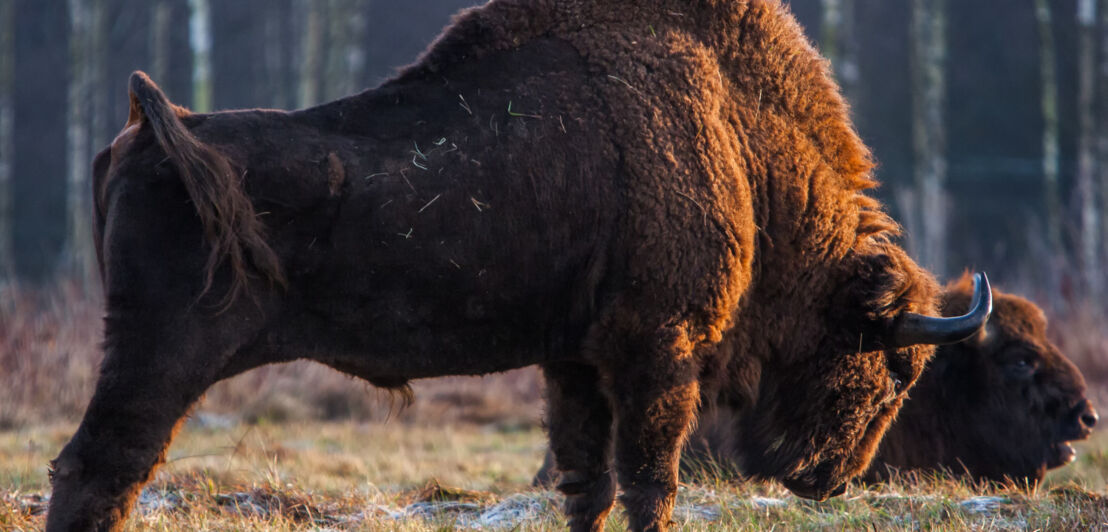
[2,421,1108,530]
[4,280,1108,529]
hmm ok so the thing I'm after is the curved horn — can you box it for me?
[891,272,992,348]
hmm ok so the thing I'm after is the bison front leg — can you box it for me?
[46,312,234,532]
[605,326,700,532]
[542,362,616,532]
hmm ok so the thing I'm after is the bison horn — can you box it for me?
[891,272,992,347]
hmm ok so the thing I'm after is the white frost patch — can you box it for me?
[959,496,1007,514]
[404,500,483,519]
[672,504,721,522]
[352,492,555,530]
[468,494,549,528]
[212,492,272,516]
[136,489,182,515]
[749,496,788,508]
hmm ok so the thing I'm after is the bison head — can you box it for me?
[731,247,992,499]
[884,274,1098,486]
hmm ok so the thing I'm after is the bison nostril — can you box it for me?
[1081,409,1099,429]
[1072,400,1098,432]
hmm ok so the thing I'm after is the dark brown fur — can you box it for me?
[868,275,1097,486]
[537,276,1095,490]
[50,2,954,531]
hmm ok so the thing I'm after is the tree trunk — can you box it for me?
[150,0,172,86]
[211,0,271,110]
[13,0,69,281]
[1097,0,1108,287]
[87,0,107,153]
[910,0,948,276]
[298,0,325,108]
[262,0,296,109]
[63,0,98,285]
[1076,0,1099,294]
[1034,0,1063,257]
[821,0,859,103]
[0,0,13,282]
[323,0,369,101]
[188,0,212,112]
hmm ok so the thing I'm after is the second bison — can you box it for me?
[537,276,1093,489]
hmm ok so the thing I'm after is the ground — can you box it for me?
[3,287,1108,530]
[3,419,1108,531]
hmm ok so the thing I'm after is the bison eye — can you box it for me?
[1004,353,1038,379]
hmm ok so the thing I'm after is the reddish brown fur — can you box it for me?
[49,2,960,531]
[536,277,1094,489]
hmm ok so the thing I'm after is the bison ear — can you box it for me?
[944,270,977,298]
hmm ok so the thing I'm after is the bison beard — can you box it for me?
[48,1,990,531]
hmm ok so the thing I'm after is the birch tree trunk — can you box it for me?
[1076,0,1100,294]
[189,0,212,112]
[1035,0,1063,256]
[64,0,97,284]
[910,0,948,276]
[0,0,13,282]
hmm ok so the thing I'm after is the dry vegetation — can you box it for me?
[3,280,1108,530]
[2,422,1108,531]
[0,282,545,431]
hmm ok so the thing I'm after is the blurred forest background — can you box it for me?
[0,0,1105,299]
[3,0,1108,426]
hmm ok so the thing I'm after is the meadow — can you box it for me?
[3,283,1108,531]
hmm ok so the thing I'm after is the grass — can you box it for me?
[2,421,1108,530]
[5,281,1108,529]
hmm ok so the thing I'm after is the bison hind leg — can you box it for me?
[542,362,617,532]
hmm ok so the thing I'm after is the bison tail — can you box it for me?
[126,70,285,309]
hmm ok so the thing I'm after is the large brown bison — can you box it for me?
[537,276,1093,490]
[47,1,990,531]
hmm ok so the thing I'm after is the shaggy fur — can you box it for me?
[535,276,1094,490]
[48,1,962,531]
[868,275,1097,486]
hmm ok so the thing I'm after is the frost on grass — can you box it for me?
[14,477,1108,531]
[748,495,788,508]
[363,491,557,529]
[959,495,1009,514]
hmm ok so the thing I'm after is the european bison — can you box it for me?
[48,1,990,531]
[537,276,1093,490]
[868,275,1097,486]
